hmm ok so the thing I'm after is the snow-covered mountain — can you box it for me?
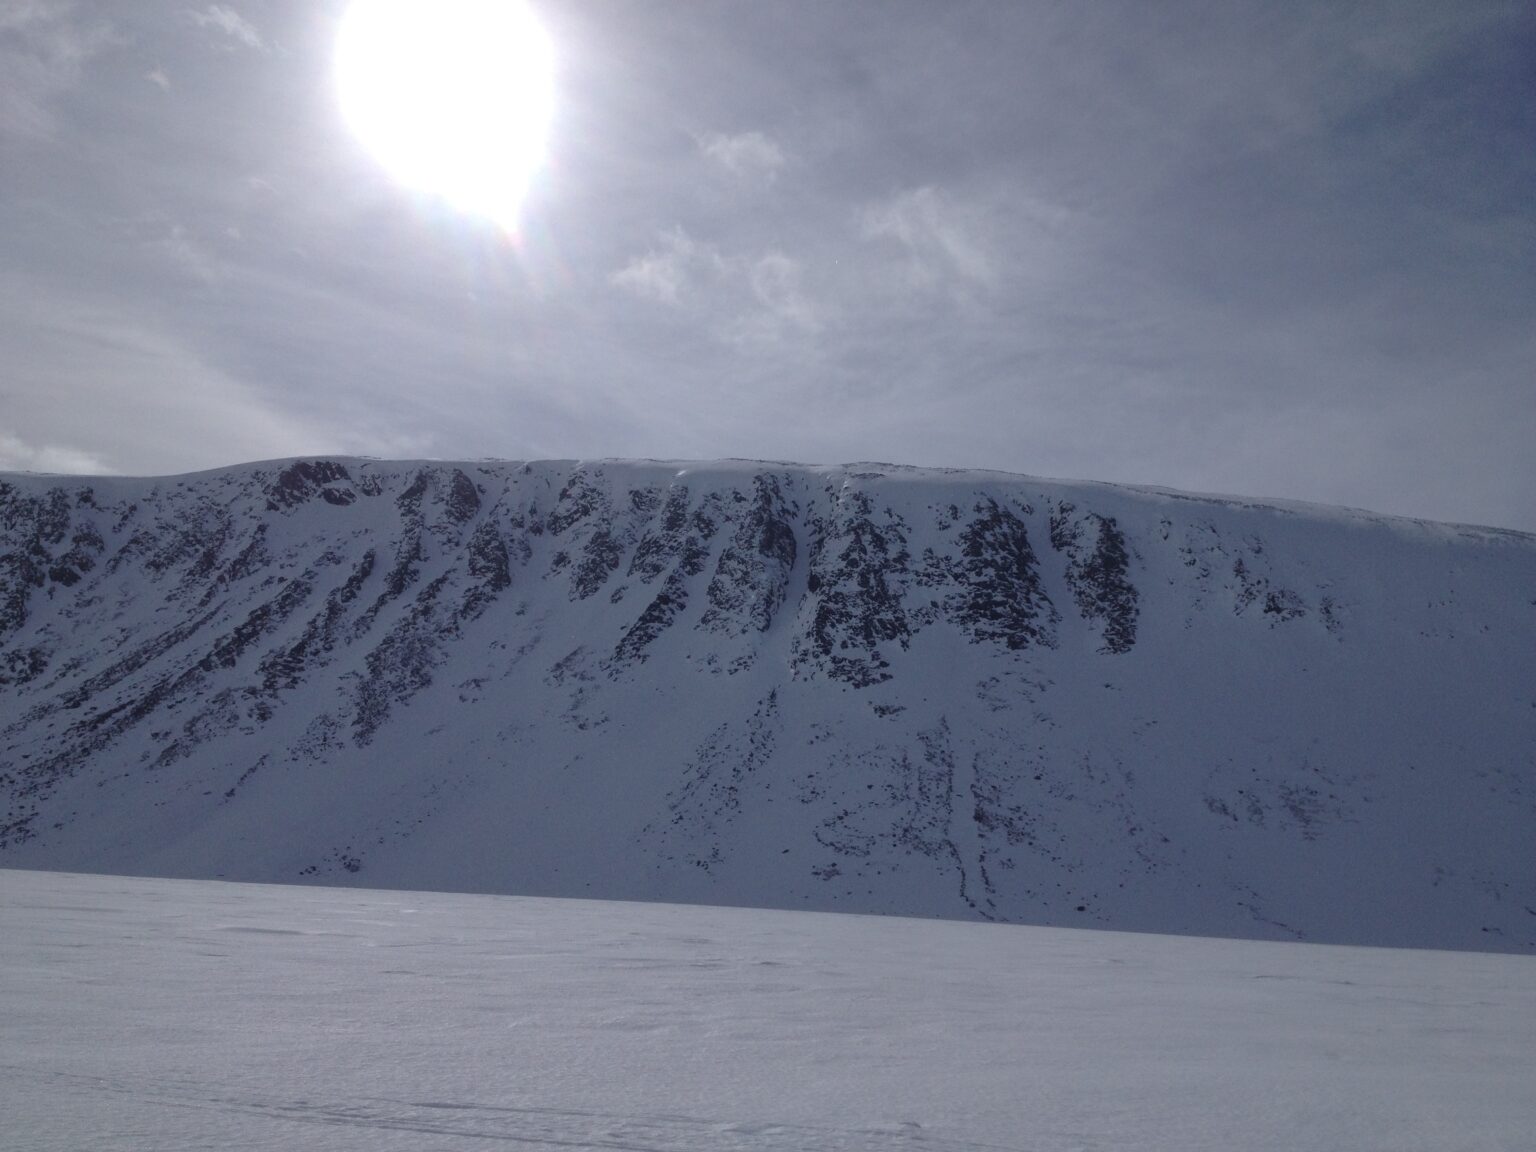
[2,458,1532,951]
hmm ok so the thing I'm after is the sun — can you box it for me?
[336,0,555,233]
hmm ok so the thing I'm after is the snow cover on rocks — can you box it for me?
[2,459,1533,951]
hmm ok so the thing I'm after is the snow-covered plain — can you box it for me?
[3,869,1533,1151]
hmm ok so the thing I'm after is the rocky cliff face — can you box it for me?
[2,458,1533,951]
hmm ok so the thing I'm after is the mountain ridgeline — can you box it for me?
[2,458,1532,951]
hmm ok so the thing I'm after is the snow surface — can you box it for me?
[3,868,1533,1152]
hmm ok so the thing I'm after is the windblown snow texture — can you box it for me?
[1,458,1532,951]
[6,870,1534,1152]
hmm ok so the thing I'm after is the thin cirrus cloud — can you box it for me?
[609,227,721,307]
[697,129,786,181]
[743,251,818,335]
[860,186,997,296]
[610,226,820,345]
[0,0,113,137]
[187,4,264,51]
[0,281,346,476]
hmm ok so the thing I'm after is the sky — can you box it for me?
[1,0,1533,531]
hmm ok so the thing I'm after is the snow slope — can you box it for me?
[2,458,1533,951]
[2,869,1533,1152]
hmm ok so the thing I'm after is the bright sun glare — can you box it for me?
[336,0,555,233]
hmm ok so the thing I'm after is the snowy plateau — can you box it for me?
[2,868,1535,1151]
[1,457,1534,952]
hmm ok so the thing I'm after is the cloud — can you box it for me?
[608,227,717,305]
[0,1,1528,530]
[697,130,786,180]
[189,5,263,51]
[744,252,818,334]
[610,228,821,342]
[0,431,110,475]
[0,0,113,137]
[0,284,339,477]
[150,222,220,283]
[861,186,994,289]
